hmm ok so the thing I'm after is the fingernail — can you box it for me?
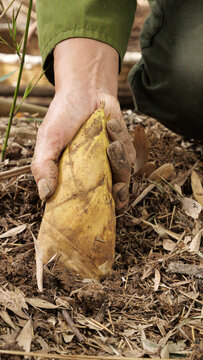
[108,119,121,132]
[118,184,128,202]
[38,178,51,200]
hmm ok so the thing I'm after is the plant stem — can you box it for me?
[0,0,15,20]
[1,0,33,162]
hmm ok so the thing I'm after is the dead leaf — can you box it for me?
[163,239,176,251]
[0,288,28,319]
[148,163,174,182]
[189,229,202,253]
[154,269,161,291]
[0,309,17,330]
[181,197,202,219]
[16,319,33,352]
[191,170,203,207]
[0,224,26,238]
[31,231,43,292]
[133,124,149,173]
[62,333,74,343]
[123,349,145,358]
[141,328,160,354]
[26,297,58,309]
[143,220,181,241]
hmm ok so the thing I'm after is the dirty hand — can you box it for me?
[31,38,135,211]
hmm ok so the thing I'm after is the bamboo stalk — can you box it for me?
[0,96,47,116]
[0,164,31,180]
[0,350,173,360]
[1,0,33,161]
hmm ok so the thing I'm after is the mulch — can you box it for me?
[0,110,202,359]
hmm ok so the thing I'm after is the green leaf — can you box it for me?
[0,70,17,83]
[0,35,14,51]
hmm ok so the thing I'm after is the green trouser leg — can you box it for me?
[129,0,203,139]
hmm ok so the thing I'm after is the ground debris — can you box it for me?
[0,111,202,358]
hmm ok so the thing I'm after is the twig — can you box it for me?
[0,349,170,360]
[1,0,33,161]
[167,261,203,279]
[128,183,155,209]
[62,310,84,342]
[0,164,31,180]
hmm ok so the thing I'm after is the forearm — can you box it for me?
[54,38,119,97]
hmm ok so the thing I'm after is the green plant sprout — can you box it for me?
[1,0,33,161]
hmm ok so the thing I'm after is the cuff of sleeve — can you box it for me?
[36,1,136,85]
[42,29,126,85]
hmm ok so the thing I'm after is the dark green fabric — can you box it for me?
[36,0,137,84]
[129,0,203,139]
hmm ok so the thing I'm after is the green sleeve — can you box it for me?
[36,0,137,84]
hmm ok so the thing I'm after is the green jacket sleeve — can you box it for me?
[36,0,137,84]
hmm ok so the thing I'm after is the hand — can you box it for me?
[31,38,135,211]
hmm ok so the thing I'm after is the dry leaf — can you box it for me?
[148,163,174,182]
[189,229,202,253]
[32,232,43,292]
[26,297,58,309]
[0,309,16,330]
[62,333,74,343]
[133,124,149,173]
[141,328,160,354]
[137,162,156,177]
[181,197,202,219]
[16,319,33,352]
[154,269,161,291]
[163,239,176,251]
[0,224,26,238]
[143,220,181,241]
[161,344,169,359]
[191,170,203,207]
[0,288,28,319]
[123,349,145,358]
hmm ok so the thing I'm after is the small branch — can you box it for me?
[167,261,203,279]
[0,165,31,180]
[1,0,33,161]
[62,310,84,342]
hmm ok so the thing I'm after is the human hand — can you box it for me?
[31,38,135,211]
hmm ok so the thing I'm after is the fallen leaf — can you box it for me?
[31,231,43,292]
[161,344,169,359]
[141,330,160,354]
[143,220,181,241]
[26,297,58,309]
[191,170,203,207]
[154,269,161,292]
[181,197,202,219]
[0,224,26,238]
[16,319,33,352]
[148,163,174,182]
[189,229,202,253]
[168,340,186,353]
[0,309,17,330]
[62,333,74,343]
[163,239,176,251]
[0,288,28,319]
[133,124,149,173]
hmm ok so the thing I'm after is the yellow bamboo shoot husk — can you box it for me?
[37,108,116,280]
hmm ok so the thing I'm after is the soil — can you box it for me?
[0,1,203,359]
[0,112,202,359]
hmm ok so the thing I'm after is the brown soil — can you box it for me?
[0,112,202,359]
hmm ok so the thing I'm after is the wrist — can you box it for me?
[53,38,119,97]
